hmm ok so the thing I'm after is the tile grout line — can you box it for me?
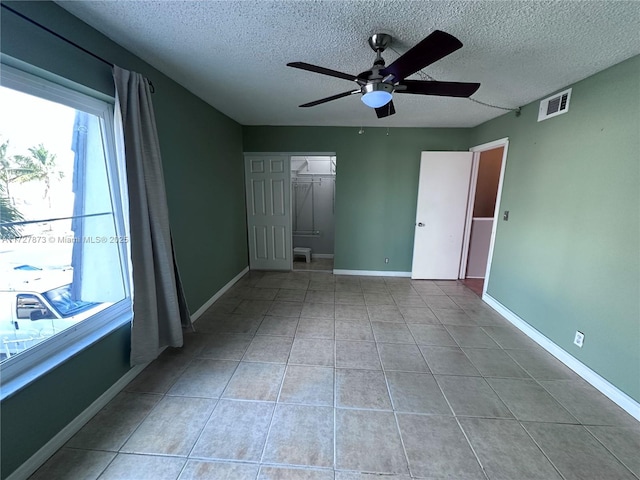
[430,290,501,480]
[257,304,299,469]
[581,426,640,480]
[184,357,243,460]
[116,354,198,460]
[451,416,491,480]
[374,292,414,478]
[498,349,582,426]
[377,334,414,477]
[517,421,570,480]
[414,285,475,473]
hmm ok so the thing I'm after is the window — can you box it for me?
[0,64,131,394]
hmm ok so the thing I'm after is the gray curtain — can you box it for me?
[113,65,191,365]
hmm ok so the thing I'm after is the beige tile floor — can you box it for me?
[31,271,640,480]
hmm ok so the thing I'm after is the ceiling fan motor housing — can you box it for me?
[368,33,392,53]
[362,82,393,96]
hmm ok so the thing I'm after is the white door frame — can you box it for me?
[244,151,336,271]
[459,156,481,279]
[459,138,509,297]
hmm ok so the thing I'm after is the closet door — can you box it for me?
[244,155,291,270]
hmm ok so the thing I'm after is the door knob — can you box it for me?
[417,222,425,227]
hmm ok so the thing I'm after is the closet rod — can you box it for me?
[294,173,335,177]
[1,3,155,92]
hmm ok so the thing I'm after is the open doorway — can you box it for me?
[460,139,509,296]
[291,156,336,272]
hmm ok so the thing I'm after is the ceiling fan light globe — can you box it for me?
[361,90,393,108]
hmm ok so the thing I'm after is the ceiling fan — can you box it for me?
[287,30,480,118]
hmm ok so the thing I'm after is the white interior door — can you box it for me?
[411,151,473,279]
[245,155,291,270]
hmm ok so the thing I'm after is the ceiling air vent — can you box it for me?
[538,88,572,122]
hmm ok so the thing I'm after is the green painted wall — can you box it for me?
[243,126,470,272]
[470,55,640,402]
[1,2,247,477]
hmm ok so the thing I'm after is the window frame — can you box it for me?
[0,63,132,399]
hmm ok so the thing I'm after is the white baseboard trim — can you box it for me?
[483,293,640,422]
[190,266,249,322]
[6,363,148,480]
[333,269,412,277]
[312,254,334,259]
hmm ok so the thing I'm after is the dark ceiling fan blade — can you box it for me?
[397,80,480,97]
[381,30,463,81]
[299,90,360,107]
[287,62,357,82]
[375,100,396,118]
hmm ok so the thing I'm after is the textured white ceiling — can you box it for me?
[55,1,640,128]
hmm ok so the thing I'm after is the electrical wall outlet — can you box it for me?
[384,258,389,264]
[574,331,585,348]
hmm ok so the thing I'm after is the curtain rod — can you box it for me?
[1,3,155,92]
